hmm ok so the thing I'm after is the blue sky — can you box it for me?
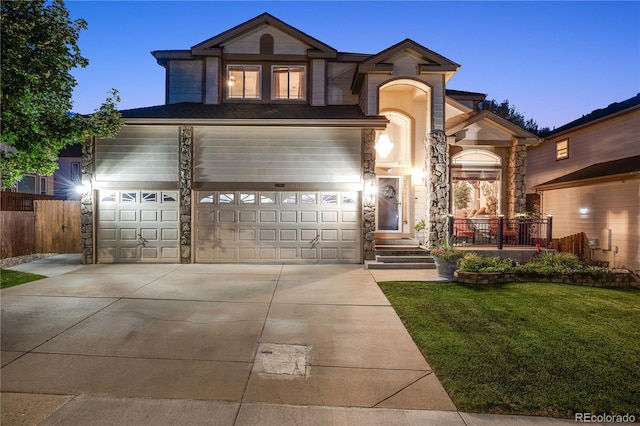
[67,1,640,130]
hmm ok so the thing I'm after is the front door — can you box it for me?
[377,176,402,232]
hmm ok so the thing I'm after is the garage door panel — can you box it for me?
[161,210,179,222]
[260,210,277,223]
[101,210,117,221]
[219,211,236,222]
[99,229,117,241]
[120,210,137,221]
[141,228,158,241]
[162,228,179,241]
[195,191,360,263]
[120,229,138,241]
[141,210,158,222]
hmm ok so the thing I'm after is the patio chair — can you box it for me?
[489,216,517,244]
[454,219,476,244]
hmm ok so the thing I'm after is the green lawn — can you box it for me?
[378,281,640,418]
[0,269,46,289]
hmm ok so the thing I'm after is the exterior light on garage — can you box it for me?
[375,134,393,158]
[364,181,377,200]
[75,183,91,196]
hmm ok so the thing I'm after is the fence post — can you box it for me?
[497,215,504,250]
[448,214,454,240]
[546,214,553,249]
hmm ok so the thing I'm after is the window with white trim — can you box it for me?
[227,65,261,99]
[272,66,305,100]
[556,139,569,160]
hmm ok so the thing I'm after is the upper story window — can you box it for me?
[272,66,305,100]
[556,139,569,160]
[227,65,261,99]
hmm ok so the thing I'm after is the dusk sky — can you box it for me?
[66,1,640,131]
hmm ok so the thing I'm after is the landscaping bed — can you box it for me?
[455,251,639,288]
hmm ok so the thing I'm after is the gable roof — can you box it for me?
[535,155,640,190]
[351,38,460,92]
[546,93,640,137]
[446,110,540,145]
[191,12,337,57]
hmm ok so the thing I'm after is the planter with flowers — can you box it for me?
[430,234,466,280]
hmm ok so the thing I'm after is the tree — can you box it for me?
[476,98,551,137]
[0,0,121,189]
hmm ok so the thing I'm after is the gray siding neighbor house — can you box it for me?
[80,13,539,264]
[527,94,640,274]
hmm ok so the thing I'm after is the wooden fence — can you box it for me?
[551,232,592,263]
[1,200,81,259]
[1,191,64,211]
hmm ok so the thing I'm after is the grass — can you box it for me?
[378,281,640,418]
[0,269,46,289]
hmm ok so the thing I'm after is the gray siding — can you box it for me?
[542,178,639,274]
[527,110,640,190]
[327,63,358,105]
[205,57,220,104]
[95,126,179,182]
[168,60,203,104]
[194,127,362,183]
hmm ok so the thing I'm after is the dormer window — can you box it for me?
[227,65,261,99]
[272,66,306,100]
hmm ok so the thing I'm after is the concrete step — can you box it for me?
[365,260,436,270]
[375,238,420,247]
[375,248,431,256]
[375,255,434,264]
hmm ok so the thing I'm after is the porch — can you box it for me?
[450,216,552,250]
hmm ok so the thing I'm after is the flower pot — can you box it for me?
[434,257,457,281]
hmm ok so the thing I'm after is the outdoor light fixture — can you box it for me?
[75,184,91,196]
[375,134,394,158]
[364,181,377,200]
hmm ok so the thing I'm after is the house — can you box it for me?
[80,13,539,264]
[526,94,640,274]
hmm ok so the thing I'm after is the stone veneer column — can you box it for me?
[507,142,527,218]
[426,130,449,245]
[179,127,193,263]
[80,137,94,264]
[362,128,376,260]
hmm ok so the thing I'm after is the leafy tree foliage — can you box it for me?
[476,99,551,137]
[1,0,121,189]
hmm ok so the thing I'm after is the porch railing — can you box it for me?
[449,215,552,249]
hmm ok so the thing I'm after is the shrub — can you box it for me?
[515,252,611,276]
[458,253,514,273]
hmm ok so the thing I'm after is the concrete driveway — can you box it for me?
[1,259,459,425]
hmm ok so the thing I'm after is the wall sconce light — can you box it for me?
[75,183,91,196]
[579,207,589,215]
[364,181,377,200]
[412,168,427,184]
[375,134,393,158]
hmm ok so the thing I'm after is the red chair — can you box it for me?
[489,216,516,244]
[454,219,476,243]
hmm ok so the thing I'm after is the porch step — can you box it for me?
[375,255,434,264]
[365,260,436,270]
[375,238,420,247]
[366,244,435,270]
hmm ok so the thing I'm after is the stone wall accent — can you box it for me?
[507,142,527,217]
[362,128,376,260]
[179,127,193,263]
[80,137,94,264]
[426,130,449,245]
[457,270,640,288]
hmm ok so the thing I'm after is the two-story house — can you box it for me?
[80,13,539,264]
[527,93,640,274]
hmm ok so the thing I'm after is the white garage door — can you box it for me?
[195,191,361,263]
[97,190,180,263]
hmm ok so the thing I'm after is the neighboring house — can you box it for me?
[52,142,83,200]
[526,94,640,274]
[2,143,82,200]
[80,13,539,264]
